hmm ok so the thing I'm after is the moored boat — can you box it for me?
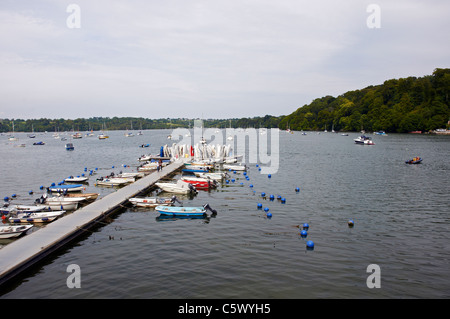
[181,176,218,189]
[129,195,180,208]
[48,184,85,192]
[64,176,89,183]
[222,164,247,171]
[95,177,130,186]
[0,224,33,239]
[155,180,198,194]
[154,203,217,217]
[9,210,66,223]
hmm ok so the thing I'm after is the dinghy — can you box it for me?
[64,176,89,183]
[129,195,180,208]
[222,164,247,171]
[0,224,33,239]
[9,210,66,223]
[154,203,217,217]
[155,180,198,194]
[181,176,218,189]
[95,177,130,186]
[48,184,85,192]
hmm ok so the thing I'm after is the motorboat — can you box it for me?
[354,135,375,145]
[155,180,198,194]
[374,131,388,136]
[65,143,74,151]
[0,224,33,239]
[129,195,180,208]
[405,157,422,164]
[64,192,99,202]
[154,203,217,217]
[9,210,66,223]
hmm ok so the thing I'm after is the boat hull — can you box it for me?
[9,210,66,223]
[155,205,206,216]
[0,225,33,239]
[129,197,174,207]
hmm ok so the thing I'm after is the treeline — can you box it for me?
[2,68,449,133]
[0,116,281,133]
[280,68,450,132]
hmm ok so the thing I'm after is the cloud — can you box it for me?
[0,0,448,119]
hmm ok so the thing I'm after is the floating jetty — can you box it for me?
[0,159,185,288]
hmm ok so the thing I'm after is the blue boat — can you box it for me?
[65,143,74,151]
[154,204,217,217]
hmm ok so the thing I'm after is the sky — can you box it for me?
[0,0,449,120]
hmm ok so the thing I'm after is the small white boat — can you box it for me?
[118,172,144,179]
[64,176,89,183]
[38,195,79,210]
[0,224,33,239]
[155,180,198,194]
[0,204,51,215]
[9,210,66,223]
[155,203,217,217]
[194,172,227,181]
[95,177,130,186]
[222,164,247,171]
[64,193,99,201]
[129,196,179,208]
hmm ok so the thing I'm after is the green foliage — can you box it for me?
[281,68,450,132]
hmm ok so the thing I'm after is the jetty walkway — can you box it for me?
[0,159,185,288]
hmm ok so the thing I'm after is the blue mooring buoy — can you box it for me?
[303,223,309,230]
[306,240,314,250]
[300,230,307,238]
[266,212,272,218]
[348,219,354,227]
[295,187,300,192]
[257,203,262,209]
[264,207,269,212]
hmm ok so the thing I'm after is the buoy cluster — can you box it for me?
[249,164,316,251]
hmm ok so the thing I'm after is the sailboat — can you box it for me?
[98,122,109,139]
[125,121,134,137]
[8,121,18,141]
[28,124,36,138]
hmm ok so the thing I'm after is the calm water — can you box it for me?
[0,130,449,298]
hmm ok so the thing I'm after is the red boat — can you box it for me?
[181,177,217,189]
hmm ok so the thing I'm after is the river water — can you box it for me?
[0,129,449,298]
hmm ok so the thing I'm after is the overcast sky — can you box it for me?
[0,0,449,120]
